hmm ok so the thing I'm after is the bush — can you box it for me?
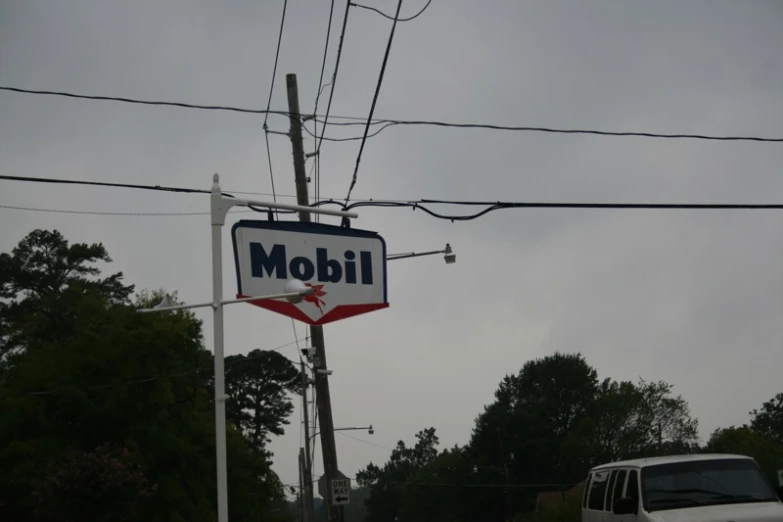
[32,443,157,522]
[515,495,581,522]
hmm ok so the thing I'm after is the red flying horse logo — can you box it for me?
[303,283,327,315]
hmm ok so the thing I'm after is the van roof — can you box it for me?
[590,453,751,471]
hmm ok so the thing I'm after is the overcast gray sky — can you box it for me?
[3,0,783,493]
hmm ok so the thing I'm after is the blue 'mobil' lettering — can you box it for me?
[249,242,374,285]
[250,243,287,278]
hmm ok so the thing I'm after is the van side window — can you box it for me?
[626,470,639,503]
[583,474,592,508]
[605,470,618,510]
[611,469,627,508]
[587,471,610,511]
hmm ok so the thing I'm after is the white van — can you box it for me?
[582,453,783,522]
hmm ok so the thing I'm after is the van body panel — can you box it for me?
[648,501,783,522]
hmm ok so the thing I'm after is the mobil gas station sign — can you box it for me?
[231,220,389,326]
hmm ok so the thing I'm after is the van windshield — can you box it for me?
[641,458,777,512]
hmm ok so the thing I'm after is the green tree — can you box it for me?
[224,349,302,452]
[0,230,291,521]
[397,445,476,522]
[705,425,783,485]
[469,353,599,520]
[751,393,783,447]
[356,427,440,522]
[343,486,370,522]
[465,353,698,522]
[563,378,698,467]
[32,442,157,522]
[0,229,134,360]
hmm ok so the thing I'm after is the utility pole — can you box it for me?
[287,72,343,522]
[298,449,306,522]
[497,429,513,522]
[301,361,315,522]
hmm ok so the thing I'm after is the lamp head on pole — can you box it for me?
[153,294,175,312]
[443,243,456,264]
[368,425,374,435]
[284,279,314,304]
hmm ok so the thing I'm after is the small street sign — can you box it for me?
[232,220,389,326]
[317,469,348,499]
[331,477,351,506]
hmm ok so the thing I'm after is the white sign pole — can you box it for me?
[208,174,357,522]
[211,176,230,522]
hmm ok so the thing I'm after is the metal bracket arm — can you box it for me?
[210,173,358,226]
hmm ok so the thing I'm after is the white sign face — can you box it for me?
[330,478,351,506]
[231,220,389,326]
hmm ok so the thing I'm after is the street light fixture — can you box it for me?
[153,294,175,310]
[138,174,358,522]
[386,243,456,264]
[443,243,456,264]
[312,425,374,439]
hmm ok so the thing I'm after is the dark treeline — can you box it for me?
[350,351,783,522]
[2,230,781,522]
[0,230,301,521]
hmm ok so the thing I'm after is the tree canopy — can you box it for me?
[751,392,783,447]
[0,229,300,521]
[357,352,705,522]
[225,349,302,452]
[5,229,783,522]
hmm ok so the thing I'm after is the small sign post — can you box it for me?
[778,469,783,487]
[330,477,351,506]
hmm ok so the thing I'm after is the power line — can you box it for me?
[312,0,337,218]
[384,480,579,489]
[263,0,288,128]
[3,85,782,143]
[0,173,233,196]
[340,198,783,223]
[263,0,289,209]
[290,476,580,489]
[381,480,580,489]
[336,431,394,451]
[351,0,433,22]
[0,174,407,204]
[343,0,403,205]
[264,132,278,206]
[317,117,783,143]
[0,86,285,117]
[312,0,353,222]
[313,0,337,118]
[315,0,352,153]
[0,203,235,217]
[314,117,389,127]
[303,120,396,142]
[9,175,783,224]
